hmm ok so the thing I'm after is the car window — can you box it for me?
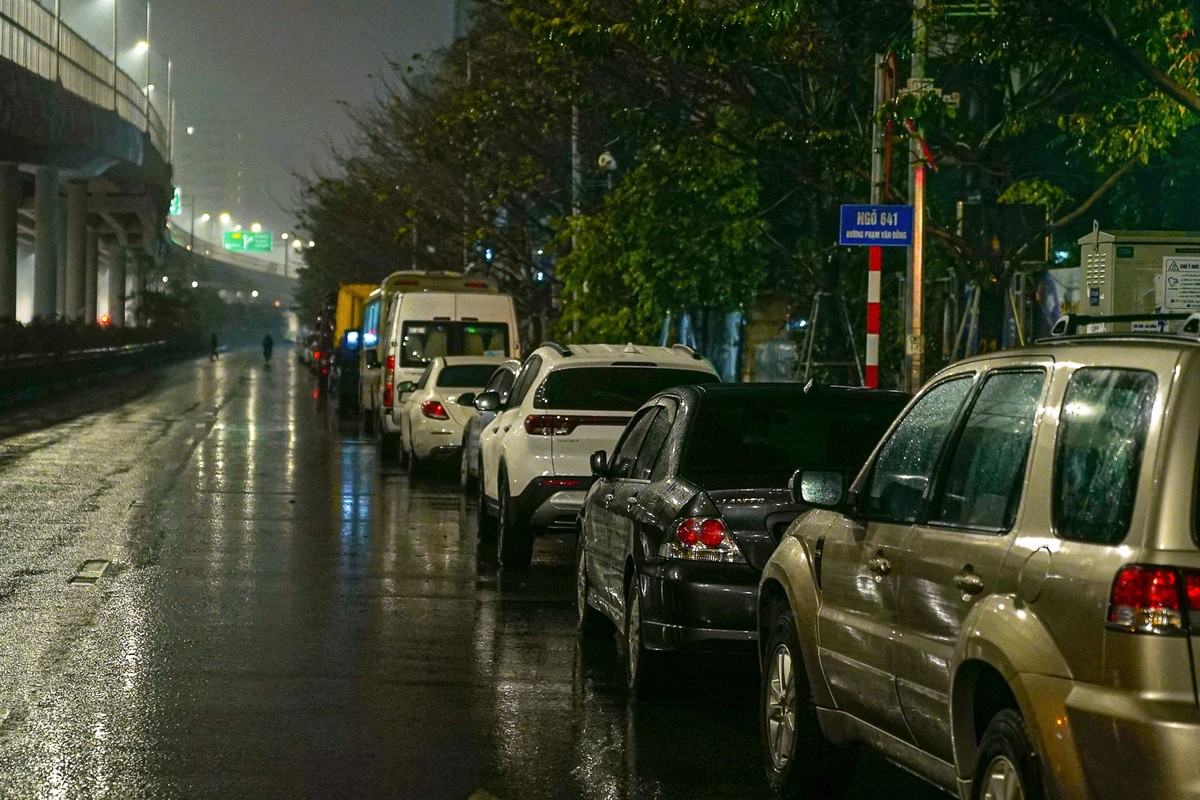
[534,367,718,411]
[437,364,499,388]
[634,404,674,480]
[399,322,510,368]
[928,371,1044,531]
[860,376,974,523]
[1054,368,1156,544]
[415,364,433,390]
[679,392,909,490]
[496,370,517,403]
[508,356,542,407]
[611,409,661,479]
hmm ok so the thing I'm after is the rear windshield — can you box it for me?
[400,322,510,368]
[680,393,909,490]
[534,367,719,411]
[437,364,501,388]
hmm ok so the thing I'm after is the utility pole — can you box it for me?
[866,53,888,389]
[570,103,581,335]
[905,0,928,393]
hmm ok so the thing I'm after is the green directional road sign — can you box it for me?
[223,231,274,253]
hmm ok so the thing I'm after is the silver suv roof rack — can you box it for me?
[1049,313,1195,337]
[542,341,573,357]
[670,343,703,360]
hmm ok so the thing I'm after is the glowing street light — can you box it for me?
[250,222,263,233]
[219,212,232,226]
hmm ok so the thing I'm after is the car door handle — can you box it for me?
[867,554,892,576]
[954,569,985,595]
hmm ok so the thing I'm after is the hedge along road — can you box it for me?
[0,347,940,799]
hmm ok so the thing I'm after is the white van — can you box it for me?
[371,271,519,461]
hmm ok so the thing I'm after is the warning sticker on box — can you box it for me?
[1163,257,1200,309]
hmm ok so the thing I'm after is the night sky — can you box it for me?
[67,0,457,239]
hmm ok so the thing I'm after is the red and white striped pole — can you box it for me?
[866,246,881,387]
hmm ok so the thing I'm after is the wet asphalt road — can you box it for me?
[0,350,944,799]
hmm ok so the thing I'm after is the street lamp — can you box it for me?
[281,234,312,279]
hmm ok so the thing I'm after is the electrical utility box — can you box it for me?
[1078,226,1200,331]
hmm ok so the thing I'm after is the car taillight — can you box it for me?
[383,355,396,408]
[1108,565,1200,634]
[314,350,322,361]
[659,517,744,563]
[523,415,628,436]
[539,478,581,488]
[421,400,449,420]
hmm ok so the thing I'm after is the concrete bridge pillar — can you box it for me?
[105,242,126,328]
[65,181,88,321]
[0,165,19,320]
[56,200,67,315]
[85,227,99,324]
[32,167,58,319]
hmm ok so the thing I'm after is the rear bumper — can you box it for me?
[412,420,465,459]
[637,560,760,653]
[1050,679,1200,799]
[513,477,596,531]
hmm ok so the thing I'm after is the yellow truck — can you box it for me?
[326,282,378,415]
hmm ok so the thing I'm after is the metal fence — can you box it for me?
[0,0,168,156]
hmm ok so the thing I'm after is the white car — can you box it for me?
[397,355,504,475]
[476,342,720,568]
[458,359,520,490]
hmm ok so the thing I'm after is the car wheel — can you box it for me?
[407,444,422,477]
[497,473,533,569]
[459,435,474,490]
[575,538,610,637]
[624,577,660,694]
[379,432,400,465]
[761,603,856,798]
[476,458,496,538]
[971,710,1044,800]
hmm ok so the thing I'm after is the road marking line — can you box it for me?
[69,560,111,585]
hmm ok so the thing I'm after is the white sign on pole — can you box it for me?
[1162,257,1200,310]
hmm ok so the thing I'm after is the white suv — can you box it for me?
[475,342,719,568]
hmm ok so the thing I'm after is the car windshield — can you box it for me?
[534,367,718,411]
[437,364,501,388]
[400,322,510,368]
[680,393,909,490]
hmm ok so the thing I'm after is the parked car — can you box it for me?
[374,271,520,463]
[576,383,909,693]
[396,355,504,475]
[476,342,720,569]
[457,359,520,489]
[758,313,1200,800]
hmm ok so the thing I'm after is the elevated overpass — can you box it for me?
[0,0,294,327]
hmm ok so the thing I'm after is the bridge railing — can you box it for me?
[0,0,168,157]
[168,224,294,278]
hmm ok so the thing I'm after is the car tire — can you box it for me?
[761,603,856,798]
[624,577,661,694]
[379,431,400,465]
[407,444,422,477]
[575,538,611,637]
[459,434,474,490]
[971,709,1044,800]
[497,472,533,569]
[476,458,496,538]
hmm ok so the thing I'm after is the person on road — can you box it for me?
[262,334,274,363]
[210,333,219,361]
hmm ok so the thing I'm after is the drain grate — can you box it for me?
[69,560,111,586]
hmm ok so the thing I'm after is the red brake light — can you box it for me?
[699,518,727,548]
[676,518,700,547]
[540,478,581,488]
[1108,565,1195,634]
[524,415,629,436]
[421,400,449,420]
[314,350,322,361]
[384,356,396,408]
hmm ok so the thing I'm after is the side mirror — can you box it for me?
[590,450,608,477]
[363,349,380,370]
[474,391,501,412]
[790,469,846,508]
[396,380,416,395]
[456,392,477,407]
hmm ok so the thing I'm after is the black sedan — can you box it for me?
[575,382,910,693]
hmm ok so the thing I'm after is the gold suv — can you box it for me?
[758,317,1200,800]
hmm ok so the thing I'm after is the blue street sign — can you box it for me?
[839,204,914,247]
